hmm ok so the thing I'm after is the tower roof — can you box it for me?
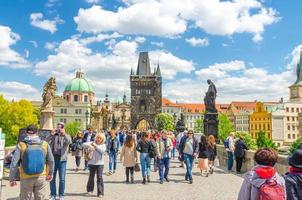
[136,52,151,76]
[293,48,302,86]
[64,70,93,93]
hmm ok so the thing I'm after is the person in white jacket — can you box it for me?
[225,133,235,171]
[83,133,106,198]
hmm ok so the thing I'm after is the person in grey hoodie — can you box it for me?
[9,124,54,200]
[46,122,72,200]
[237,148,286,200]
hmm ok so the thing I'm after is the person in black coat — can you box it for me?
[234,136,248,173]
[285,149,302,200]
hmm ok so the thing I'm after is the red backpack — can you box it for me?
[258,179,285,200]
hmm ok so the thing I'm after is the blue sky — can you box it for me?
[0,0,301,103]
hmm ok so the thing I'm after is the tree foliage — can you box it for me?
[256,131,277,149]
[65,121,82,138]
[0,95,38,147]
[235,132,257,150]
[194,113,204,133]
[290,137,302,154]
[155,113,175,131]
[218,113,234,143]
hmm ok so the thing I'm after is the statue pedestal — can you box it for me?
[40,110,55,130]
[203,112,218,141]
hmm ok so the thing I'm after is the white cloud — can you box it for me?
[79,32,122,45]
[134,36,146,44]
[185,37,209,47]
[29,40,38,48]
[85,0,100,4]
[0,25,30,68]
[30,13,63,33]
[151,41,164,48]
[44,42,58,50]
[286,44,302,70]
[74,0,278,42]
[0,81,40,101]
[74,5,187,37]
[34,37,194,98]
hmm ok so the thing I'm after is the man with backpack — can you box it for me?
[224,132,235,171]
[9,124,54,200]
[237,147,286,200]
[46,122,72,200]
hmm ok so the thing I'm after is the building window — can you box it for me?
[293,134,296,139]
[66,95,69,102]
[288,125,290,131]
[84,95,88,102]
[268,124,270,130]
[60,108,67,114]
[292,108,295,112]
[292,117,295,121]
[74,95,78,102]
[293,126,296,131]
[287,117,290,121]
[75,119,81,123]
[286,107,289,112]
[75,109,82,114]
[60,118,67,123]
[297,108,300,112]
[288,134,291,139]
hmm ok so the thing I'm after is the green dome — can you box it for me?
[64,71,93,93]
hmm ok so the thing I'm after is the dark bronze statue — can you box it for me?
[204,79,217,113]
[176,113,186,133]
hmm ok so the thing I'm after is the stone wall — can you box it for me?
[216,145,289,175]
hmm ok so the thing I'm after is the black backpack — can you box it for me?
[148,141,157,158]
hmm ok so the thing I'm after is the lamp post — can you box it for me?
[121,108,126,129]
[85,110,89,130]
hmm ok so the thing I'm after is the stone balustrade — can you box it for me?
[216,145,290,175]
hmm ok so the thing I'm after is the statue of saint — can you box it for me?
[204,79,217,113]
[41,77,57,111]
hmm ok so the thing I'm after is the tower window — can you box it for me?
[84,95,88,102]
[139,99,147,112]
[74,95,78,102]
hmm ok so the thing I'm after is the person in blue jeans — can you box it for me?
[178,130,198,184]
[136,132,153,184]
[156,130,172,184]
[225,133,235,171]
[46,122,72,200]
[106,130,119,175]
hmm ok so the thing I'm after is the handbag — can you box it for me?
[134,163,140,172]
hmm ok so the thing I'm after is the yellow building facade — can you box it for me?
[250,102,272,139]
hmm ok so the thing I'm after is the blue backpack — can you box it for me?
[224,138,230,149]
[20,141,47,175]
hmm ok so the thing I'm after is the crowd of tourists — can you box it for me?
[8,123,302,200]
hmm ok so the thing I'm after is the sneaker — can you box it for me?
[131,176,134,183]
[86,192,93,196]
[160,180,163,184]
[113,170,116,174]
[97,195,104,199]
[142,177,146,184]
[164,177,170,182]
[49,196,56,200]
[189,180,193,184]
[106,172,112,176]
[59,196,64,200]
[147,176,150,183]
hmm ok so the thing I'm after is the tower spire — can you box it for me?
[136,52,151,76]
[156,63,161,77]
[295,47,302,85]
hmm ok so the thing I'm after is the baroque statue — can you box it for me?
[41,77,57,111]
[204,79,217,113]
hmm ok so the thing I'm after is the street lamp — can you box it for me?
[85,110,89,129]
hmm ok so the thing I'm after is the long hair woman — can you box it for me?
[208,135,217,174]
[83,133,106,198]
[136,132,152,184]
[120,135,138,183]
[198,135,209,177]
[71,131,84,171]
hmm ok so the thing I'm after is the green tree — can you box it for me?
[194,113,204,133]
[218,113,234,143]
[155,113,175,131]
[256,131,277,149]
[0,96,38,146]
[289,137,302,154]
[65,121,82,137]
[235,132,257,150]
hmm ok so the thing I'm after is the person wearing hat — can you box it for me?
[285,149,302,200]
[9,124,54,200]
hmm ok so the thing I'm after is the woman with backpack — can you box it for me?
[208,135,217,174]
[136,131,153,184]
[237,147,286,200]
[234,135,248,173]
[120,135,138,184]
[198,135,209,177]
[83,133,106,198]
[285,149,302,200]
[71,131,84,171]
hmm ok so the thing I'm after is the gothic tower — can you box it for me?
[290,48,302,102]
[130,52,162,130]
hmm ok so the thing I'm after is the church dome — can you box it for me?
[64,71,93,93]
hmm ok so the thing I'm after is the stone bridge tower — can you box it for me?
[130,52,162,130]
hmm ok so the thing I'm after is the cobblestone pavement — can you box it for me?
[2,154,243,200]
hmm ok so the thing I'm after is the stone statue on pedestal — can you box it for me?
[40,77,57,130]
[203,79,219,141]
